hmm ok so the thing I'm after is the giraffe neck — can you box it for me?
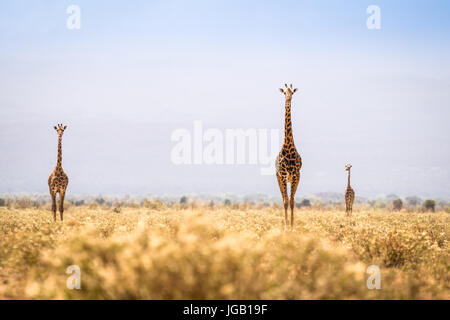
[283,97,294,146]
[56,135,63,170]
[347,169,351,188]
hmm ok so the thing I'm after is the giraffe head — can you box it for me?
[345,164,352,171]
[279,83,298,100]
[54,124,67,136]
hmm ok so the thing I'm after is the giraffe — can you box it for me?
[344,164,355,216]
[276,84,302,230]
[48,124,69,221]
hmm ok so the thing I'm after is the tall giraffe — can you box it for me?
[276,84,302,230]
[48,124,69,221]
[344,164,355,216]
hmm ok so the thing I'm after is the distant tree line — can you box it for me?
[0,195,446,213]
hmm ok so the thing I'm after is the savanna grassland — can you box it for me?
[0,204,448,299]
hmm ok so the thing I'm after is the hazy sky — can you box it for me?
[0,0,449,198]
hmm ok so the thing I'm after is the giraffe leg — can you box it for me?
[59,189,66,221]
[51,192,57,221]
[346,189,355,217]
[276,172,288,230]
[290,173,300,230]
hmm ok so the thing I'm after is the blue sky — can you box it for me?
[1,1,449,49]
[0,1,449,198]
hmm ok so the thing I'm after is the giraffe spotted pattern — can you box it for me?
[276,84,302,230]
[48,124,69,221]
[345,164,355,216]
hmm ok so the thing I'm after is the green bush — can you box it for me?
[393,199,403,211]
[180,196,188,204]
[74,200,85,206]
[95,198,105,206]
[406,196,422,207]
[423,200,436,212]
[297,199,311,208]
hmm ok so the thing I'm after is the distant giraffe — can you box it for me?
[276,84,302,230]
[345,164,355,216]
[48,124,69,221]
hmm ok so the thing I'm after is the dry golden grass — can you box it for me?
[0,206,448,299]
